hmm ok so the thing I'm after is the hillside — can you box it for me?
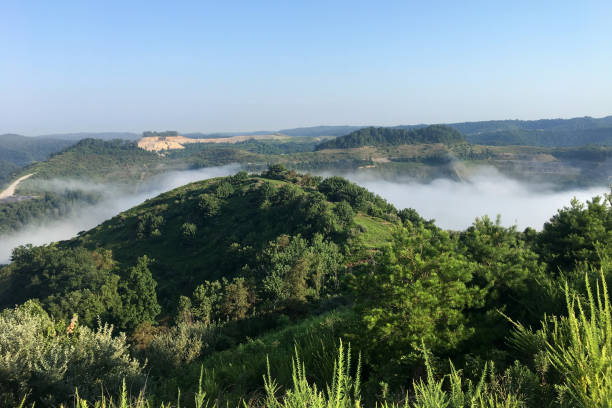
[0,140,164,233]
[36,131,140,141]
[3,132,612,236]
[445,116,612,146]
[17,138,162,186]
[0,134,75,166]
[0,168,396,322]
[315,125,465,150]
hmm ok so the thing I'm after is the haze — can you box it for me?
[343,169,608,230]
[2,1,612,135]
[1,166,608,263]
[0,165,240,264]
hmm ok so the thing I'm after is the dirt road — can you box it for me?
[0,174,34,199]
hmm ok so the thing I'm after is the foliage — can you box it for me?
[0,133,74,167]
[259,234,343,305]
[352,225,482,384]
[316,125,465,150]
[0,301,143,407]
[119,255,161,330]
[544,272,612,407]
[537,193,612,274]
[0,190,100,234]
[4,170,612,407]
[1,246,122,326]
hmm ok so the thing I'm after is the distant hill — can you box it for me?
[435,115,612,146]
[315,125,465,150]
[0,134,76,167]
[36,132,140,141]
[21,138,161,183]
[459,126,612,146]
[276,116,612,145]
[279,126,365,137]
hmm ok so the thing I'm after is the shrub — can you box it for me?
[0,301,143,407]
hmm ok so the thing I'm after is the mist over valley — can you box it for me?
[0,165,240,263]
[341,168,609,230]
[1,163,607,263]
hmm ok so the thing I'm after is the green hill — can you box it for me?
[19,138,162,185]
[315,125,465,150]
[0,134,75,167]
[0,167,397,326]
[0,139,166,234]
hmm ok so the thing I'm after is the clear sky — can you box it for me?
[1,0,611,135]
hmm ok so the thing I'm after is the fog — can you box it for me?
[0,165,240,263]
[1,165,609,264]
[342,168,608,231]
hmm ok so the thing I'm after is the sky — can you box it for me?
[1,1,612,135]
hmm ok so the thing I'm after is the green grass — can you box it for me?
[150,308,356,406]
[353,213,394,249]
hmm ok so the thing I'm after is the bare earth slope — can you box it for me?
[137,134,286,151]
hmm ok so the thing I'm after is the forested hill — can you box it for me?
[0,167,397,328]
[18,138,161,184]
[315,125,465,150]
[0,134,75,166]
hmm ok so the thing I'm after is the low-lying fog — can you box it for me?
[342,168,608,231]
[0,165,240,264]
[0,165,609,264]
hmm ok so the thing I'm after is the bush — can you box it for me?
[143,322,207,373]
[0,301,143,407]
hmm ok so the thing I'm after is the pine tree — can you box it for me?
[119,255,161,330]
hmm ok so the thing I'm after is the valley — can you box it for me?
[1,119,612,407]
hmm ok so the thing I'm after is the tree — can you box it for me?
[192,280,223,325]
[136,213,164,239]
[263,164,290,180]
[221,277,253,320]
[214,181,234,199]
[352,225,482,382]
[333,200,354,229]
[181,222,197,242]
[537,193,612,275]
[119,256,161,330]
[198,193,220,217]
[260,234,343,305]
[4,246,122,326]
[459,215,544,344]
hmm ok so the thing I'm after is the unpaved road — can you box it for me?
[0,174,34,199]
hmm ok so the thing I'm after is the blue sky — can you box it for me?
[1,1,611,135]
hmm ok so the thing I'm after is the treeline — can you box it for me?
[0,190,101,234]
[0,133,75,167]
[142,131,179,138]
[0,159,19,187]
[1,169,611,406]
[316,125,466,150]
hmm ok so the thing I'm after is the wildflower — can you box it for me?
[66,314,78,334]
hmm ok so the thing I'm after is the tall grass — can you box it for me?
[543,270,612,407]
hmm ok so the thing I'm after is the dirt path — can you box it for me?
[0,173,34,199]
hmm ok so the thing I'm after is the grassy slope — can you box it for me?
[153,309,355,405]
